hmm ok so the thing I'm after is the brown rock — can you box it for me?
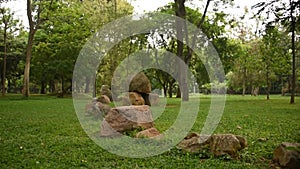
[129,72,151,94]
[136,127,161,138]
[96,102,111,116]
[99,120,122,137]
[273,142,300,169]
[122,92,145,106]
[210,134,247,157]
[176,132,211,153]
[235,135,248,149]
[97,95,111,104]
[100,85,112,101]
[100,105,154,137]
[85,102,94,116]
[85,99,111,118]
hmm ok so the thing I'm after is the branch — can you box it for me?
[185,0,211,64]
[27,0,34,29]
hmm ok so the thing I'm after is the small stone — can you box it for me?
[258,138,267,142]
[136,127,161,138]
[100,85,112,101]
[273,142,300,169]
[97,95,111,104]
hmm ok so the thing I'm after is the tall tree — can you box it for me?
[253,0,300,103]
[173,0,211,101]
[23,0,54,97]
[0,8,20,96]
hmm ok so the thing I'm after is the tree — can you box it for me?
[173,0,212,101]
[0,8,20,96]
[23,0,54,97]
[261,25,291,100]
[253,0,300,103]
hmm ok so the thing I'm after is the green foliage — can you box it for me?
[0,7,26,93]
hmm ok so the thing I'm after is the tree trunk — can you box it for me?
[23,0,36,97]
[176,87,181,98]
[242,67,246,96]
[290,0,296,104]
[175,0,188,101]
[23,30,35,97]
[60,76,64,98]
[163,85,167,98]
[2,22,7,96]
[85,76,90,93]
[266,69,270,100]
[40,79,46,94]
[168,86,173,98]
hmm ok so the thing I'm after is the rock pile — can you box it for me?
[85,97,111,119]
[100,85,112,101]
[98,72,161,137]
[122,72,151,106]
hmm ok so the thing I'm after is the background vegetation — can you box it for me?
[0,0,299,101]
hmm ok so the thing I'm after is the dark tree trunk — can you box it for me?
[290,0,296,104]
[242,67,246,96]
[266,68,270,100]
[2,13,7,96]
[175,0,188,101]
[85,76,90,93]
[40,79,46,94]
[176,87,181,98]
[23,30,35,97]
[163,84,167,98]
[168,85,173,98]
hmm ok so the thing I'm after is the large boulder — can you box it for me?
[100,105,154,137]
[129,72,151,94]
[122,92,145,106]
[177,133,247,157]
[210,134,247,157]
[129,72,151,106]
[273,142,300,169]
[100,85,112,101]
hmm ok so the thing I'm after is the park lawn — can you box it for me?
[0,94,299,168]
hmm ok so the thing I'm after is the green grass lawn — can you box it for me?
[0,94,299,168]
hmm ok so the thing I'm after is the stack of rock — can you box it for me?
[100,85,113,102]
[100,72,161,138]
[85,97,111,119]
[122,72,152,106]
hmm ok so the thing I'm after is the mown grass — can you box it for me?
[0,94,299,168]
